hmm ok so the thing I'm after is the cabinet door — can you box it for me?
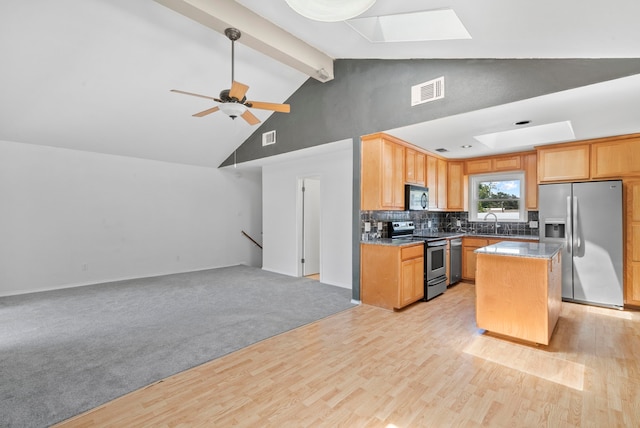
[462,238,489,280]
[392,143,405,208]
[381,140,405,209]
[462,246,480,280]
[405,148,426,186]
[400,257,424,306]
[465,158,492,175]
[426,155,439,209]
[626,181,640,307]
[538,144,590,182]
[493,155,521,171]
[447,161,464,211]
[592,138,640,178]
[524,153,538,210]
[437,158,448,209]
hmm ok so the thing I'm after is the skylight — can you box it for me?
[346,9,471,43]
[473,121,576,149]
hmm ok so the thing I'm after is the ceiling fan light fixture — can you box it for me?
[285,0,376,22]
[218,102,247,120]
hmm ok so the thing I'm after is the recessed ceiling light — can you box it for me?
[514,120,531,126]
[346,9,471,43]
[461,144,472,149]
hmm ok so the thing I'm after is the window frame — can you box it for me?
[468,171,526,223]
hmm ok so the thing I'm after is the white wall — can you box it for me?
[0,140,262,296]
[262,142,353,289]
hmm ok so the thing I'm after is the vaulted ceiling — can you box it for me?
[1,0,639,168]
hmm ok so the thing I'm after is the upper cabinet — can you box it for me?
[361,133,466,212]
[465,154,521,175]
[447,161,464,211]
[591,137,640,178]
[425,155,440,210]
[405,148,426,186]
[361,133,405,210]
[524,152,538,210]
[537,143,590,182]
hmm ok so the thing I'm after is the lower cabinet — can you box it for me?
[361,243,424,310]
[462,236,531,281]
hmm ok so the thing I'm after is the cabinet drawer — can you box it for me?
[463,237,489,247]
[401,244,423,260]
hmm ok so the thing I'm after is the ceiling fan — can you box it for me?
[171,27,290,125]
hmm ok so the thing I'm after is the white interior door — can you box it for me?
[302,178,320,276]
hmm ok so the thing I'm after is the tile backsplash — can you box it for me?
[361,210,539,239]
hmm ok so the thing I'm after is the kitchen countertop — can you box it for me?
[361,233,539,247]
[474,241,562,259]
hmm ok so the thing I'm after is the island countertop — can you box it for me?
[474,241,562,259]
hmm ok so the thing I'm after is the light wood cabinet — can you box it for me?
[361,243,424,310]
[462,237,489,280]
[494,155,522,171]
[524,152,538,210]
[405,148,426,186]
[462,236,532,281]
[437,158,448,209]
[361,134,405,210]
[425,155,439,210]
[475,249,561,345]
[591,138,640,179]
[465,155,521,175]
[447,161,464,211]
[537,143,590,182]
[625,181,640,307]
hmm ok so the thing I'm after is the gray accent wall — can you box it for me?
[221,58,640,301]
[221,58,640,167]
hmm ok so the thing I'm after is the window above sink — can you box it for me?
[469,172,526,222]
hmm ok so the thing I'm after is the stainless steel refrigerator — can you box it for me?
[539,180,623,308]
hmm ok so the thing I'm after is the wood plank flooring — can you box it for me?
[55,282,640,427]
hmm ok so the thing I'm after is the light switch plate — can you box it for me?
[364,222,371,232]
[529,221,538,228]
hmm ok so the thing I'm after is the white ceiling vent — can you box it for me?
[262,130,276,146]
[411,76,445,106]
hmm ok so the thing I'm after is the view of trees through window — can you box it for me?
[477,180,520,217]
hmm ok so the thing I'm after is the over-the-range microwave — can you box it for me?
[405,185,429,211]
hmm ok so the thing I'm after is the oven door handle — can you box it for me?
[427,276,448,287]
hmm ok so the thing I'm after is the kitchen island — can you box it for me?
[475,241,563,345]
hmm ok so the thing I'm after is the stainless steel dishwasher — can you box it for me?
[449,238,462,284]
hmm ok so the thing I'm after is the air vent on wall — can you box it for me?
[262,130,276,146]
[411,76,445,106]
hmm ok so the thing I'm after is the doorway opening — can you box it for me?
[299,177,320,280]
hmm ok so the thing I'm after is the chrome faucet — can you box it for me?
[483,212,498,234]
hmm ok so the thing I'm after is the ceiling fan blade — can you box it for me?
[171,89,220,102]
[229,81,249,100]
[192,106,220,117]
[247,101,291,113]
[241,109,261,125]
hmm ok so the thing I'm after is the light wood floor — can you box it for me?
[56,282,640,427]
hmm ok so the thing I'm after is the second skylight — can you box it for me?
[346,9,471,43]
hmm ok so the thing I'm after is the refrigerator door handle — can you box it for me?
[573,196,581,250]
[566,196,573,252]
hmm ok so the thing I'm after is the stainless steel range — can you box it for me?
[386,221,448,301]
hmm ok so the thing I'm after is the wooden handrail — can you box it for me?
[241,230,263,249]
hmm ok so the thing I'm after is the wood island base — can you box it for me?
[475,245,562,345]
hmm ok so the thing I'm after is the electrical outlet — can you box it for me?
[529,221,539,229]
[377,222,383,231]
[456,220,461,227]
[364,222,371,232]
[427,220,432,228]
